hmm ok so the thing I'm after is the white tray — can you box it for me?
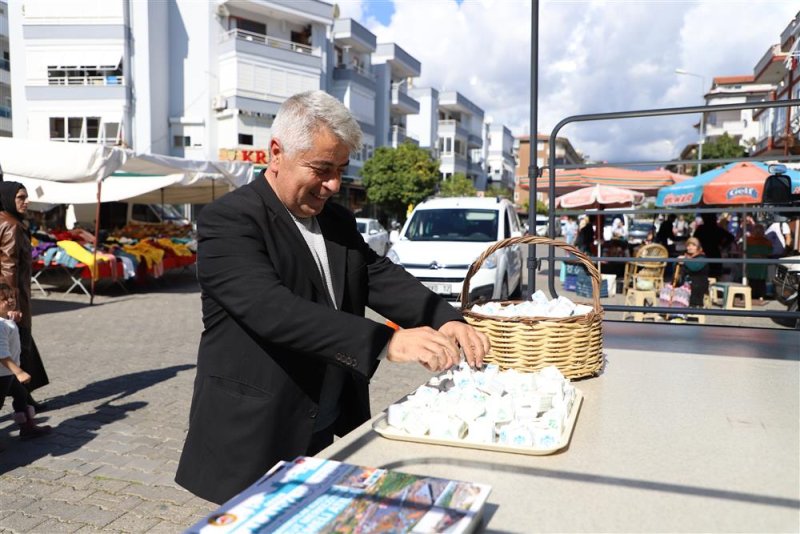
[372,389,583,456]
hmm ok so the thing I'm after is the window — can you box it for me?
[131,204,161,224]
[232,17,266,36]
[86,117,100,142]
[238,133,254,146]
[104,122,120,143]
[173,135,191,148]
[50,118,65,140]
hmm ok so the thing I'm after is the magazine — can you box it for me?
[187,456,492,534]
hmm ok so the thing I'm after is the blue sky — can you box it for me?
[338,1,798,164]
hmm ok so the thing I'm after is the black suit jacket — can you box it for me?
[175,175,463,504]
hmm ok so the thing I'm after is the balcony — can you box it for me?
[389,125,419,147]
[219,29,320,68]
[754,44,787,83]
[0,58,9,71]
[332,18,376,53]
[333,63,376,92]
[438,119,469,140]
[47,75,124,86]
[374,43,421,79]
[468,132,483,149]
[391,83,419,115]
[440,152,468,173]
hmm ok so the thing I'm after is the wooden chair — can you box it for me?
[623,243,669,293]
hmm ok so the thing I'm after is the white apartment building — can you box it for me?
[406,86,438,154]
[750,9,800,157]
[372,42,420,149]
[0,0,10,137]
[9,0,331,164]
[436,90,485,184]
[485,123,515,192]
[330,17,376,175]
[700,75,772,148]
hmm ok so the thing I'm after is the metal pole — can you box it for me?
[90,179,103,306]
[526,0,539,297]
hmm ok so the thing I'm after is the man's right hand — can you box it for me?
[386,326,459,372]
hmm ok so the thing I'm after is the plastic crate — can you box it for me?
[563,274,578,291]
[576,276,608,299]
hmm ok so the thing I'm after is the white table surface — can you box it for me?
[321,327,800,533]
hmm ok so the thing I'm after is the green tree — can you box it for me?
[361,142,440,221]
[700,132,747,173]
[485,183,512,199]
[438,172,476,197]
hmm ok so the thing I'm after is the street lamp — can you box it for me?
[676,68,706,176]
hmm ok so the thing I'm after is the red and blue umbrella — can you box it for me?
[656,162,800,207]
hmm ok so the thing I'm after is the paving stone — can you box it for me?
[49,486,97,504]
[66,503,124,529]
[129,500,200,524]
[121,484,194,506]
[25,517,85,533]
[104,512,162,533]
[0,511,49,532]
[80,491,145,512]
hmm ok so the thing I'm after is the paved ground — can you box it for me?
[0,257,791,533]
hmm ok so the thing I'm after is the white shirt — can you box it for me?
[0,318,21,378]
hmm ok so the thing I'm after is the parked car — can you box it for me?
[386,197,524,303]
[533,214,562,237]
[627,220,655,245]
[356,217,390,256]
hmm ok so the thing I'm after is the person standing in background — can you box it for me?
[0,182,50,412]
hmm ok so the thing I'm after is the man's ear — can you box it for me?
[269,138,282,172]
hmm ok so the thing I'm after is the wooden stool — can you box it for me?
[623,289,658,321]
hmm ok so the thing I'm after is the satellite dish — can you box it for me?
[791,115,800,135]
[333,3,340,19]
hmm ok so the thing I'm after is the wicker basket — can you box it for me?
[460,236,603,379]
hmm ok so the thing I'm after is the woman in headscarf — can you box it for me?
[0,182,49,410]
[678,237,709,308]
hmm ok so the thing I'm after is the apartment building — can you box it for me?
[485,123,515,192]
[9,0,331,163]
[676,75,773,175]
[436,90,485,184]
[406,86,438,154]
[330,17,376,176]
[372,42,420,150]
[513,134,583,205]
[0,0,10,137]
[750,9,800,157]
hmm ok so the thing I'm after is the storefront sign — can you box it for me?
[661,193,694,206]
[218,148,268,164]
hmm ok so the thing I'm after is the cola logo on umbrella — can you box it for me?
[725,187,758,200]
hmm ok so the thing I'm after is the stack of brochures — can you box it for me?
[187,456,492,533]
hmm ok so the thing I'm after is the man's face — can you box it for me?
[267,127,350,218]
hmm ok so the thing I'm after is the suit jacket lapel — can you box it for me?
[251,175,332,306]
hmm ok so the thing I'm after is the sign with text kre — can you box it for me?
[218,148,268,164]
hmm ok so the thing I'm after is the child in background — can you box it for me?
[0,284,51,450]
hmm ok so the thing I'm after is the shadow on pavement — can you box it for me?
[31,297,100,316]
[0,364,195,474]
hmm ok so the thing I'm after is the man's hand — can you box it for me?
[386,326,460,372]
[15,370,31,384]
[7,311,22,323]
[439,321,490,368]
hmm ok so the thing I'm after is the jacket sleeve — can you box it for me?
[197,199,394,380]
[0,223,21,312]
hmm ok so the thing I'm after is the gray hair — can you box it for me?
[271,90,362,156]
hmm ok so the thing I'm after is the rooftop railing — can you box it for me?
[47,75,123,86]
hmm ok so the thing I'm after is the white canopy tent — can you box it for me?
[0,138,253,204]
[0,138,254,303]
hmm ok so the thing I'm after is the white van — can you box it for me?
[66,202,190,231]
[386,197,524,303]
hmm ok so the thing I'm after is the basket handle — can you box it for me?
[459,235,603,312]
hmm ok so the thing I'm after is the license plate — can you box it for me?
[422,282,452,294]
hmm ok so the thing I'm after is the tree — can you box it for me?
[700,132,746,173]
[439,173,476,197]
[361,142,440,221]
[485,183,512,199]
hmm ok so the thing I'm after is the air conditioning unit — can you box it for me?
[212,96,228,111]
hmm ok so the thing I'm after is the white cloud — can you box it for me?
[354,0,798,163]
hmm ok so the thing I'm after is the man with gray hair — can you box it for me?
[176,90,489,504]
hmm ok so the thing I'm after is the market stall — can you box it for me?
[0,138,253,300]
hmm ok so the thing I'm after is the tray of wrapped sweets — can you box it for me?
[372,363,583,455]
